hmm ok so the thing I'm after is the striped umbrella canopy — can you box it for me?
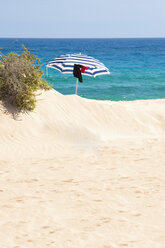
[46,53,110,94]
[47,53,110,77]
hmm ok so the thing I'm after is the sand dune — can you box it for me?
[0,89,165,247]
[0,89,165,160]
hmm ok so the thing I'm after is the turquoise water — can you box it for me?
[0,38,165,101]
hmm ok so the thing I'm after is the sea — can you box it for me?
[0,38,165,101]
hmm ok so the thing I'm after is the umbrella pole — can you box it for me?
[75,78,78,95]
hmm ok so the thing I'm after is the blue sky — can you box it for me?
[0,0,165,38]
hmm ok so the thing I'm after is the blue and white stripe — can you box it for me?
[47,53,110,77]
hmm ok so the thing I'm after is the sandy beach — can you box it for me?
[0,89,165,248]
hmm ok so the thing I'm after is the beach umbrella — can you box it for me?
[46,53,110,94]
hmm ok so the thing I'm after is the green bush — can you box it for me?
[0,45,51,111]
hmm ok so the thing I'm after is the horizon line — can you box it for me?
[0,37,165,39]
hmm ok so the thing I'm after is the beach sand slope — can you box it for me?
[0,90,165,248]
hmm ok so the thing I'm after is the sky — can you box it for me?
[0,0,165,38]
